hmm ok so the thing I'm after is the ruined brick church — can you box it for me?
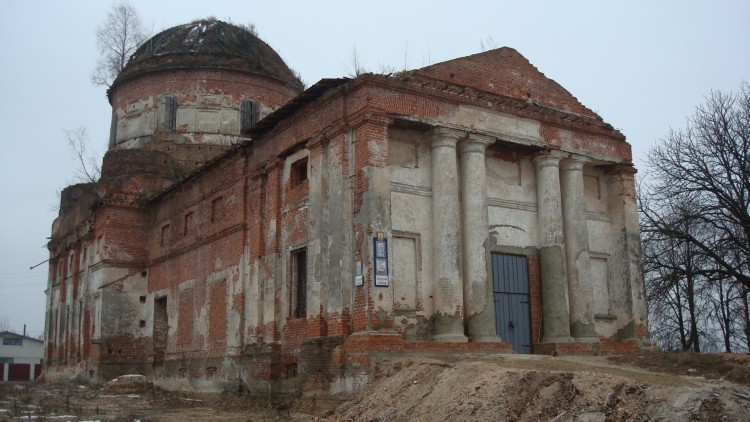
[45,19,650,392]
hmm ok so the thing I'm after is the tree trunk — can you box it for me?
[686,272,700,353]
[742,286,750,353]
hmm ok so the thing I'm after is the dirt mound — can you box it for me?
[103,374,154,393]
[4,353,750,421]
[610,352,750,385]
[319,355,750,421]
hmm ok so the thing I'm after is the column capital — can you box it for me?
[560,154,591,172]
[532,150,568,169]
[459,133,494,154]
[430,127,465,149]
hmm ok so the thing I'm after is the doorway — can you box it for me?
[491,253,532,354]
[153,296,168,367]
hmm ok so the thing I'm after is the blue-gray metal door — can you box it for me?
[491,253,531,354]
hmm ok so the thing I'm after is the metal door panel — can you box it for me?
[492,253,531,354]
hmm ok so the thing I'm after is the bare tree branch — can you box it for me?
[65,127,101,183]
[91,1,148,87]
[640,82,750,352]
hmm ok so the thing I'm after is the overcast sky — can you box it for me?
[0,0,748,337]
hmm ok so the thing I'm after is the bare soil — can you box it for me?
[1,352,749,421]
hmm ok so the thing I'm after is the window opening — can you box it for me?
[158,95,177,132]
[240,99,260,133]
[2,337,23,346]
[109,112,118,147]
[291,157,308,187]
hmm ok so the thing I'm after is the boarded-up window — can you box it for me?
[391,138,418,168]
[292,248,307,318]
[393,236,418,310]
[591,255,611,316]
[178,290,194,345]
[158,95,177,132]
[240,99,260,133]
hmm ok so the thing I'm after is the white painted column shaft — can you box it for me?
[533,151,573,343]
[560,156,596,340]
[431,128,468,342]
[459,134,499,342]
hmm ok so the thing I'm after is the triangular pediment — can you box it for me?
[412,47,599,119]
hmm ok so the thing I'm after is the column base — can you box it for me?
[468,334,503,343]
[541,335,574,344]
[572,336,599,343]
[432,333,469,343]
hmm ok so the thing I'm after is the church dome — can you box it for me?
[110,19,303,92]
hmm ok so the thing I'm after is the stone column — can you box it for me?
[533,151,573,343]
[606,164,650,341]
[560,156,596,340]
[431,127,467,342]
[459,134,499,342]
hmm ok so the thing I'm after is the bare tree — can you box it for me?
[346,45,367,77]
[643,209,715,352]
[0,317,13,332]
[91,1,148,87]
[66,127,101,183]
[640,82,750,352]
[640,83,749,287]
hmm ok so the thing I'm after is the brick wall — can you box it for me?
[110,69,298,115]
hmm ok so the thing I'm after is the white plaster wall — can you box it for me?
[389,129,434,318]
[0,335,44,362]
[488,206,538,248]
[390,192,433,316]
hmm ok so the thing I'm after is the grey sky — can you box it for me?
[1,0,748,338]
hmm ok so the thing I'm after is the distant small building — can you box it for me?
[0,331,43,381]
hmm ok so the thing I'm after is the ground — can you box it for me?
[1,352,749,421]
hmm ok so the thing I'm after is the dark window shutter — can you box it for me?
[109,112,118,147]
[241,99,259,133]
[166,96,176,131]
[158,95,177,132]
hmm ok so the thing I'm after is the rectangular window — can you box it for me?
[158,95,177,132]
[292,248,307,318]
[291,157,308,187]
[240,99,260,133]
[2,337,23,346]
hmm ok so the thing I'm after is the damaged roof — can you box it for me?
[110,19,303,94]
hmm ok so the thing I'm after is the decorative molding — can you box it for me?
[390,182,432,197]
[586,211,610,222]
[487,197,537,212]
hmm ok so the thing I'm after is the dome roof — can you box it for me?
[110,19,303,91]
